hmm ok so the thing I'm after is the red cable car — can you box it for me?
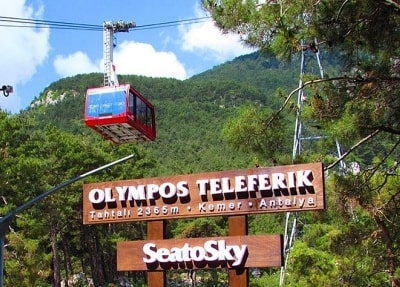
[84,84,156,144]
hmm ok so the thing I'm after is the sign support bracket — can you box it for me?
[147,220,166,287]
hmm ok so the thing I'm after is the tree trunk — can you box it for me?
[50,215,62,287]
[374,214,399,287]
[61,233,73,287]
[83,226,106,287]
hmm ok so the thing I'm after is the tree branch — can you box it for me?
[384,0,400,10]
[265,76,354,128]
[325,129,381,171]
[336,0,351,21]
[374,126,400,135]
[365,137,400,182]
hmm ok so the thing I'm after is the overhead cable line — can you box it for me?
[0,15,212,31]
[132,17,211,31]
[0,16,102,31]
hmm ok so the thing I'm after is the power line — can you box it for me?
[0,16,212,31]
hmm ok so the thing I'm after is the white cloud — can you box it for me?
[52,4,251,84]
[179,6,255,62]
[54,51,100,77]
[0,1,253,113]
[114,41,187,80]
[53,41,187,81]
[0,0,50,113]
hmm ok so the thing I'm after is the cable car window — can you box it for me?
[146,106,153,127]
[136,96,148,125]
[128,91,134,114]
[86,88,125,117]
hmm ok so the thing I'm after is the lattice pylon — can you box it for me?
[280,39,329,286]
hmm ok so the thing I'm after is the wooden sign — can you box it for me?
[83,162,324,224]
[117,235,283,271]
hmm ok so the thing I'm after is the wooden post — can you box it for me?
[147,220,166,287]
[228,215,248,287]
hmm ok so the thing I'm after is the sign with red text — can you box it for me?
[83,162,324,224]
[117,235,283,271]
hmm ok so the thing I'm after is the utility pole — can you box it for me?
[0,154,135,287]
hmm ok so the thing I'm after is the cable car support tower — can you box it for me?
[279,39,346,285]
[103,21,136,87]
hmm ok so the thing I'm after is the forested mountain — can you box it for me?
[2,0,398,285]
[27,51,303,175]
[0,51,306,287]
[1,47,398,287]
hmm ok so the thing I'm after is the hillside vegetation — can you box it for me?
[29,52,302,174]
[1,50,396,286]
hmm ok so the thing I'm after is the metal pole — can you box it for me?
[0,153,135,286]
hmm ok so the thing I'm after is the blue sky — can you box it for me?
[0,0,254,113]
